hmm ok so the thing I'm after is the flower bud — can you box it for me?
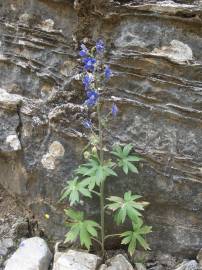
[44,214,50,220]
[92,146,97,154]
[83,151,90,159]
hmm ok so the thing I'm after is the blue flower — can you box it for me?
[105,65,112,80]
[83,74,93,90]
[83,119,92,129]
[85,90,99,107]
[96,39,104,54]
[79,44,88,57]
[111,103,118,117]
[83,57,96,72]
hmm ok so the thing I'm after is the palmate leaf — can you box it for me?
[120,218,152,256]
[76,158,117,190]
[64,209,100,250]
[60,177,91,206]
[111,144,141,175]
[107,191,147,225]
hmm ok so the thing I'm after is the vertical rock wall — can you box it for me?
[0,0,202,255]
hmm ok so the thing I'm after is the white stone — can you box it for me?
[99,264,107,270]
[0,88,22,110]
[6,135,21,151]
[135,262,147,270]
[152,40,193,63]
[5,237,52,270]
[197,248,202,266]
[174,260,198,270]
[40,19,54,32]
[52,249,101,270]
[106,254,133,270]
[41,153,56,170]
[49,141,65,157]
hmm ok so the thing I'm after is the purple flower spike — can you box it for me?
[96,39,105,54]
[83,57,96,72]
[105,65,112,80]
[85,90,99,107]
[79,44,89,58]
[83,119,92,129]
[111,103,118,117]
[83,74,93,90]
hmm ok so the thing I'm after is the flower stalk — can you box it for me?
[97,100,105,258]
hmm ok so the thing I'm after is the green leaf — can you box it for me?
[64,224,80,243]
[127,156,141,162]
[120,218,152,255]
[64,209,100,251]
[123,143,133,156]
[79,187,91,198]
[64,209,84,222]
[111,144,141,175]
[107,191,147,224]
[123,162,129,175]
[75,158,116,189]
[115,207,127,225]
[136,235,150,250]
[128,235,136,256]
[80,224,91,250]
[60,177,92,206]
[121,234,132,245]
[85,220,100,237]
[127,162,138,173]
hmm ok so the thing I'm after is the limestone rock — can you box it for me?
[152,40,193,63]
[197,249,202,266]
[52,249,101,270]
[174,260,198,270]
[106,254,134,270]
[6,135,21,151]
[5,237,52,270]
[0,88,22,111]
[135,263,146,270]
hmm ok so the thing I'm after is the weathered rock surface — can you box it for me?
[197,249,202,266]
[0,0,202,256]
[5,237,52,270]
[52,249,101,270]
[135,263,146,270]
[104,254,134,270]
[174,260,198,270]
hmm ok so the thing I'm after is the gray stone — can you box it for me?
[155,252,177,268]
[0,88,23,111]
[5,237,52,270]
[0,238,14,251]
[99,264,108,270]
[174,260,198,270]
[106,254,133,270]
[152,40,193,63]
[52,249,101,270]
[197,249,202,266]
[0,246,8,256]
[135,262,146,270]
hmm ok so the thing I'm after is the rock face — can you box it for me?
[0,0,202,256]
[5,237,52,270]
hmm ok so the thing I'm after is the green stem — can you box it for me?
[91,190,100,197]
[104,234,121,240]
[97,101,105,258]
[92,237,102,247]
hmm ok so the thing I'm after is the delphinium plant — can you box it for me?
[61,40,152,258]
